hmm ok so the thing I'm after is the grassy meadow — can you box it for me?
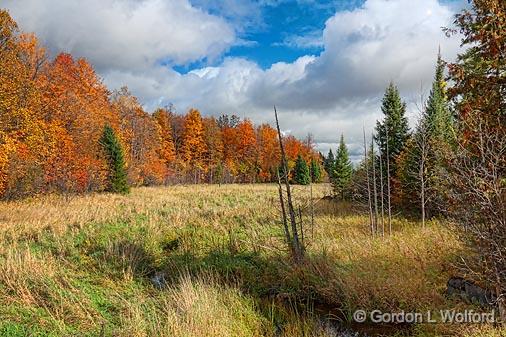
[0,184,503,336]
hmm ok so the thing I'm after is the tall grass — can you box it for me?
[0,184,500,336]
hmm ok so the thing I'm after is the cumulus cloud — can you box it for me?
[3,0,464,159]
[4,0,236,71]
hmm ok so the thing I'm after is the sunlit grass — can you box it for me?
[0,184,501,336]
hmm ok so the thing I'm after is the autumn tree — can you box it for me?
[202,116,224,183]
[446,0,506,321]
[180,108,207,183]
[0,10,58,198]
[112,87,165,186]
[257,123,280,182]
[236,119,258,182]
[153,107,176,181]
[40,53,121,191]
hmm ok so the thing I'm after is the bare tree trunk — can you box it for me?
[420,159,426,228]
[308,153,315,241]
[277,169,292,253]
[364,128,374,236]
[371,137,379,235]
[416,118,429,229]
[305,135,316,241]
[386,129,392,235]
[495,268,506,323]
[298,206,304,247]
[274,106,303,263]
[379,149,385,237]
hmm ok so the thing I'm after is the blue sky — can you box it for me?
[177,0,366,72]
[4,0,466,159]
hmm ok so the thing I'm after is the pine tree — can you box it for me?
[310,158,321,183]
[324,149,335,179]
[100,125,129,194]
[332,134,353,200]
[293,155,310,185]
[375,82,410,177]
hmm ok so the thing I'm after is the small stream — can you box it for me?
[150,273,414,336]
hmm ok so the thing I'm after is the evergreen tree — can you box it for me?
[398,53,455,216]
[310,158,321,183]
[324,149,335,179]
[420,51,454,212]
[332,135,353,199]
[293,155,310,185]
[375,82,410,176]
[100,125,129,194]
[425,52,452,138]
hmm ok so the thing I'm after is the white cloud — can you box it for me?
[4,0,236,71]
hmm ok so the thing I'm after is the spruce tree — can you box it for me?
[332,135,353,200]
[425,51,454,143]
[375,82,410,176]
[293,155,310,185]
[324,149,335,179]
[398,53,455,215]
[421,51,454,213]
[100,125,129,194]
[310,158,321,183]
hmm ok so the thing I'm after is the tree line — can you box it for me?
[0,9,322,199]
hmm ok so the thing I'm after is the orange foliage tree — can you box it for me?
[257,124,280,182]
[236,119,258,182]
[202,116,224,183]
[0,10,54,198]
[39,53,121,191]
[153,107,176,182]
[180,109,207,183]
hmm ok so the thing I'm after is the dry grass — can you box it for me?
[0,184,502,336]
[116,273,265,337]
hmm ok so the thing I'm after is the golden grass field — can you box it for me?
[0,184,504,336]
